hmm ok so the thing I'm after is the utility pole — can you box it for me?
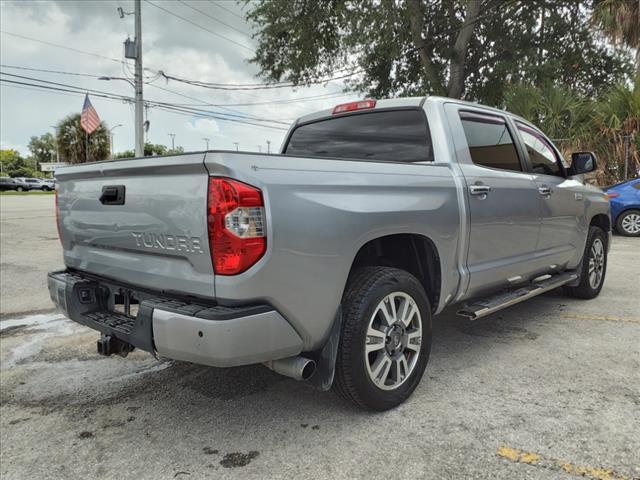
[168,133,176,150]
[134,0,144,157]
[233,142,239,152]
[266,140,271,154]
[203,138,210,150]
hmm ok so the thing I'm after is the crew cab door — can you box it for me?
[513,122,585,267]
[446,106,542,298]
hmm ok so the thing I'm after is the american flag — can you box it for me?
[80,94,101,134]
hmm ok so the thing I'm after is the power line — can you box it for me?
[160,69,360,91]
[0,64,102,78]
[143,0,254,52]
[0,77,288,131]
[0,73,290,129]
[148,82,351,107]
[0,63,351,107]
[177,0,251,38]
[207,0,246,22]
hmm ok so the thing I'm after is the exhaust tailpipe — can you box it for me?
[264,356,316,381]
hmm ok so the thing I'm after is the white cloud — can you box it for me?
[185,118,220,135]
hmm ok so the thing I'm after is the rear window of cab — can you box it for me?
[284,109,433,163]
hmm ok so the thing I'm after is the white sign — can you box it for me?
[40,162,68,172]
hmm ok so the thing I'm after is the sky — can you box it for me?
[0,0,361,157]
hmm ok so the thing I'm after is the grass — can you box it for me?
[0,190,55,195]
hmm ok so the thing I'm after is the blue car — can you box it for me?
[605,178,640,236]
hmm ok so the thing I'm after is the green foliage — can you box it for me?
[0,149,37,178]
[55,114,110,164]
[247,0,634,104]
[114,143,185,159]
[503,77,639,183]
[592,0,640,72]
[28,133,57,165]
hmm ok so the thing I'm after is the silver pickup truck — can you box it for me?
[48,97,610,410]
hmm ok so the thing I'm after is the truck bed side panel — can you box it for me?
[204,152,460,350]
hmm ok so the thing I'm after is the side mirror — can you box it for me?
[568,151,598,176]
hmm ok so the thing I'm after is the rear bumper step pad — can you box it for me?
[47,270,302,366]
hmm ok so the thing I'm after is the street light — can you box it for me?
[49,125,60,163]
[98,76,142,157]
[233,142,239,152]
[168,133,176,150]
[98,76,135,87]
[109,124,123,159]
[203,137,210,150]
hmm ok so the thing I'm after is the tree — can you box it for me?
[28,133,57,165]
[247,0,633,104]
[114,143,184,159]
[592,0,640,74]
[0,149,37,178]
[56,114,110,164]
[503,77,639,183]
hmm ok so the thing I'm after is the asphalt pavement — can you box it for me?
[0,195,638,479]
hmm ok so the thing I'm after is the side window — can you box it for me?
[516,122,562,177]
[459,111,522,172]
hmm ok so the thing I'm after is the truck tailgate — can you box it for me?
[56,153,215,299]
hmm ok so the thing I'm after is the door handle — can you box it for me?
[469,185,492,196]
[538,186,552,196]
[100,185,126,205]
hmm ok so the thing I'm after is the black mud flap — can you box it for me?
[308,306,342,391]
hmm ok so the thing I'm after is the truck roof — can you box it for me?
[294,95,519,126]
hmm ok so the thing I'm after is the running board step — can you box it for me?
[457,272,578,320]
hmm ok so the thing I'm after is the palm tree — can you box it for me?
[55,114,110,164]
[592,0,640,74]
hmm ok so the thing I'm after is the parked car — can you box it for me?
[10,178,34,191]
[0,177,20,191]
[48,97,610,410]
[605,178,640,236]
[15,177,54,191]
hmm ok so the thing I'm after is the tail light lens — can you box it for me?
[207,177,266,275]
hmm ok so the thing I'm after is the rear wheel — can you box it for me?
[333,266,432,411]
[565,226,607,299]
[616,209,640,237]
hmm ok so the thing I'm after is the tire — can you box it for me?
[333,266,432,411]
[616,209,640,237]
[16,186,24,192]
[564,226,608,299]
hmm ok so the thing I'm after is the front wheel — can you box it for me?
[564,226,608,299]
[16,186,24,192]
[333,267,432,411]
[616,209,640,237]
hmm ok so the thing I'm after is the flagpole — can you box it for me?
[85,130,89,162]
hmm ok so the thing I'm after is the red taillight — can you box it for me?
[332,99,376,115]
[606,192,620,199]
[54,187,62,244]
[207,177,266,275]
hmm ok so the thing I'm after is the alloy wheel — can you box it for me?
[588,238,605,289]
[364,292,422,391]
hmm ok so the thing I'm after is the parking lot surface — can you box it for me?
[0,194,62,317]
[1,196,639,479]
